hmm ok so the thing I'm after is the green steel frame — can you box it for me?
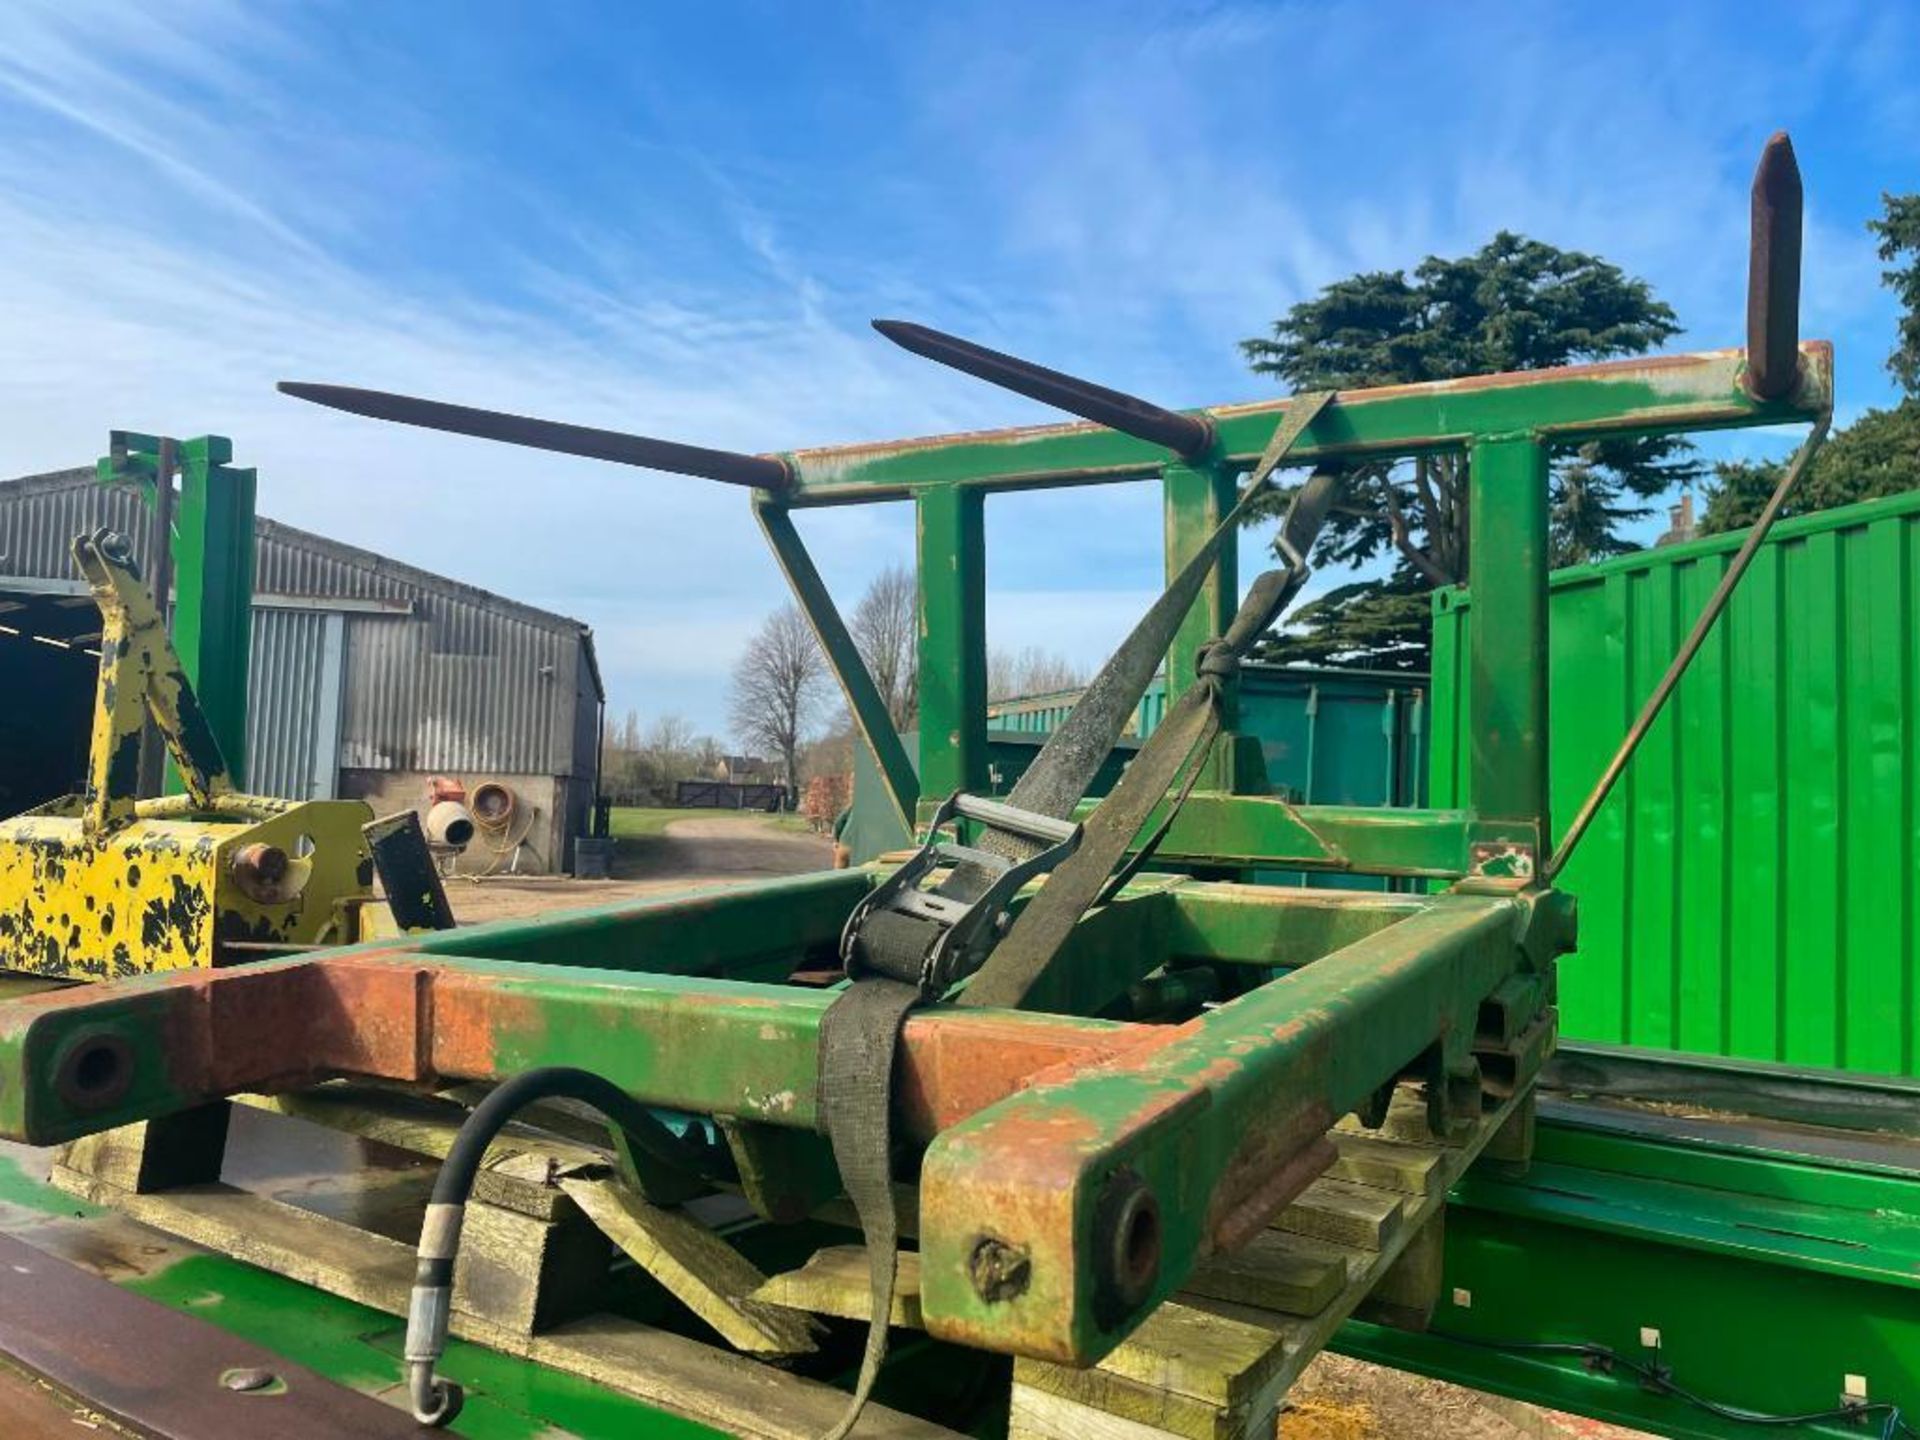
[2,343,1888,1435]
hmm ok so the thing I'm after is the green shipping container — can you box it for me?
[987,664,1428,808]
[1431,490,1920,1077]
[843,664,1427,868]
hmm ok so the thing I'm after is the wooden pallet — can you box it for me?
[753,1077,1536,1440]
[50,1025,1544,1440]
[49,1091,954,1440]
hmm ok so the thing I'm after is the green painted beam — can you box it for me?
[923,792,1482,875]
[756,501,919,832]
[915,483,987,799]
[917,893,1536,1363]
[414,866,873,978]
[169,436,256,788]
[1162,885,1427,966]
[778,346,1831,503]
[1085,795,1475,877]
[1466,436,1549,834]
[0,942,1142,1146]
[991,879,1430,1016]
[1161,460,1238,717]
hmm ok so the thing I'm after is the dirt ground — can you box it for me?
[437,819,1649,1440]
[444,813,837,926]
[1283,1354,1649,1439]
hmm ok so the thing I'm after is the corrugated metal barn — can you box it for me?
[0,467,602,874]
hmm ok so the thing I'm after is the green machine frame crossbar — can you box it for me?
[767,344,1827,871]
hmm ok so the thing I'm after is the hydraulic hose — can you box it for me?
[404,1067,699,1426]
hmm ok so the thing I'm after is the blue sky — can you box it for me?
[0,2,1912,736]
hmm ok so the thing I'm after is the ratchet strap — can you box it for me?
[813,393,1336,1440]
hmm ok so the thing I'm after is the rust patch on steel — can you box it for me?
[1207,1129,1336,1254]
[787,344,1832,490]
[423,968,546,1079]
[895,1012,1165,1136]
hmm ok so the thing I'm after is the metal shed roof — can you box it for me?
[0,467,603,781]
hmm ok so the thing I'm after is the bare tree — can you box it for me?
[645,711,695,756]
[850,563,918,730]
[639,713,697,788]
[988,645,1086,702]
[729,604,829,800]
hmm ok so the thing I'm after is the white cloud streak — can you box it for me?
[0,1,1909,738]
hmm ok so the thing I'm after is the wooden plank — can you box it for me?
[1324,1133,1444,1196]
[1099,1300,1295,1407]
[73,1180,949,1439]
[1013,1361,1238,1440]
[561,1177,818,1356]
[1044,1077,1531,1440]
[54,1107,231,1195]
[83,1182,417,1314]
[522,1314,954,1439]
[1355,1208,1445,1333]
[1010,1382,1228,1440]
[237,1089,602,1221]
[754,1244,925,1328]
[455,1195,611,1335]
[1182,1231,1349,1316]
[768,1245,1293,1436]
[1271,1177,1404,1251]
[1333,1087,1458,1148]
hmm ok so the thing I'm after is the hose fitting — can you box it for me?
[403,1202,466,1425]
[402,1066,715,1426]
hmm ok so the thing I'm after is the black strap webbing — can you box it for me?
[962,682,1221,1009]
[812,394,1336,1440]
[815,978,920,1440]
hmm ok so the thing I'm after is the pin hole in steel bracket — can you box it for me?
[53,1031,136,1111]
[1091,1167,1163,1330]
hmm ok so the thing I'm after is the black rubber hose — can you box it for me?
[404,1066,693,1426]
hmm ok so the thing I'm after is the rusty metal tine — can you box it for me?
[278,382,794,491]
[872,320,1215,457]
[1745,131,1803,401]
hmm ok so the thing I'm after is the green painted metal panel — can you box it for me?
[981,665,1428,807]
[1433,489,1920,1076]
[1341,1110,1920,1438]
[850,666,1431,883]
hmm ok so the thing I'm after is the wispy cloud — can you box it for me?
[0,1,1909,735]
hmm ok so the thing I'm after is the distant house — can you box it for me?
[714,754,774,783]
[1655,493,1701,548]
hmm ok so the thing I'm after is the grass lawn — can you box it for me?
[605,806,706,840]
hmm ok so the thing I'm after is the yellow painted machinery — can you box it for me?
[0,529,377,979]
